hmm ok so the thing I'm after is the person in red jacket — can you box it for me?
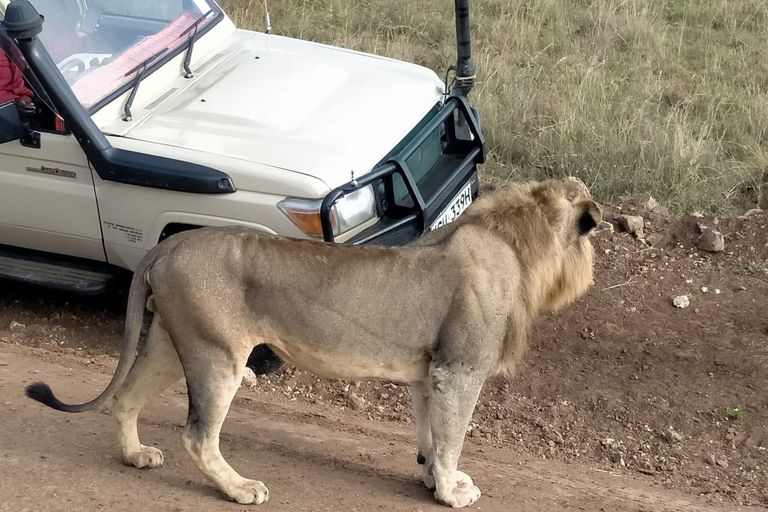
[0,50,34,116]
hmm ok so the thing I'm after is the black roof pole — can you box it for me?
[453,0,476,98]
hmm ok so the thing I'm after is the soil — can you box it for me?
[0,197,766,511]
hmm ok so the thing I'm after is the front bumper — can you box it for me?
[320,96,485,246]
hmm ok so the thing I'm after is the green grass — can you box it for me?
[735,262,767,275]
[220,0,768,213]
[727,407,744,421]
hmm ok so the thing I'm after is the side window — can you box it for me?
[0,44,65,134]
[21,72,68,134]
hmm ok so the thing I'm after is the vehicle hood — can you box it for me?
[123,31,444,191]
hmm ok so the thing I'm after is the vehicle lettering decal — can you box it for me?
[26,165,77,179]
[103,221,144,244]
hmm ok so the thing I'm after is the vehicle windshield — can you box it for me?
[31,0,220,110]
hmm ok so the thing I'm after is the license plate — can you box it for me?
[430,182,473,231]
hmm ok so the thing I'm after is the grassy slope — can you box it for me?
[220,0,767,213]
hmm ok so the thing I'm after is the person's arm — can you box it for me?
[8,63,35,115]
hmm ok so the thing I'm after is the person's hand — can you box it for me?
[14,98,35,117]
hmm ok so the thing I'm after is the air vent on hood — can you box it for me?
[194,52,225,74]
[146,88,179,110]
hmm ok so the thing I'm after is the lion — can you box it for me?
[25,177,600,508]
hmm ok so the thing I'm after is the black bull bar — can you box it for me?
[320,96,485,244]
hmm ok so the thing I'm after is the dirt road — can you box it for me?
[0,343,751,512]
[1,199,767,511]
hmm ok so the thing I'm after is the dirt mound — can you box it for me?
[0,196,766,508]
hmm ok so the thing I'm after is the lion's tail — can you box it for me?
[25,256,156,413]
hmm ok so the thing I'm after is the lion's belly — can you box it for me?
[266,341,429,382]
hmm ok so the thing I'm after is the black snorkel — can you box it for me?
[452,0,476,99]
[450,0,479,140]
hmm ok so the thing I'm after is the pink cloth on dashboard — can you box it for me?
[72,11,199,109]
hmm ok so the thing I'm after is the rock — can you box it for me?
[619,193,666,214]
[594,220,614,237]
[9,321,25,332]
[241,367,258,388]
[25,324,45,335]
[714,289,721,295]
[545,430,564,445]
[697,229,725,252]
[700,287,708,293]
[673,295,690,309]
[716,456,729,468]
[638,194,660,212]
[608,450,625,466]
[617,215,645,238]
[348,392,366,411]
[743,459,759,471]
[738,208,763,220]
[646,232,664,246]
[664,426,683,444]
[48,312,62,322]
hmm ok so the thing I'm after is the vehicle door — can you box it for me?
[0,15,104,261]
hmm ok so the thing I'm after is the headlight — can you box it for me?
[278,185,377,238]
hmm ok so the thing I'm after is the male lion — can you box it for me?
[26,178,600,508]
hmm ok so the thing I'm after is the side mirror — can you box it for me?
[0,100,23,144]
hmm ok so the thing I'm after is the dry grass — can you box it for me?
[220,0,768,213]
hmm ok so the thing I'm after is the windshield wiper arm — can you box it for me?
[122,47,169,122]
[180,11,214,78]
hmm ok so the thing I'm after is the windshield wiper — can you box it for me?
[122,47,169,121]
[180,10,214,79]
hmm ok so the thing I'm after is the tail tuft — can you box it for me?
[25,382,68,411]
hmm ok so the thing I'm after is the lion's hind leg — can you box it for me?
[111,314,184,469]
[177,339,269,505]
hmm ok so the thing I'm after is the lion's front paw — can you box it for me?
[435,482,481,509]
[122,445,164,469]
[224,479,269,505]
[454,470,473,487]
[423,467,473,492]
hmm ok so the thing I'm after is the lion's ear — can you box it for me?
[576,200,601,236]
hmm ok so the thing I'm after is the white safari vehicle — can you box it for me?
[0,0,484,296]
